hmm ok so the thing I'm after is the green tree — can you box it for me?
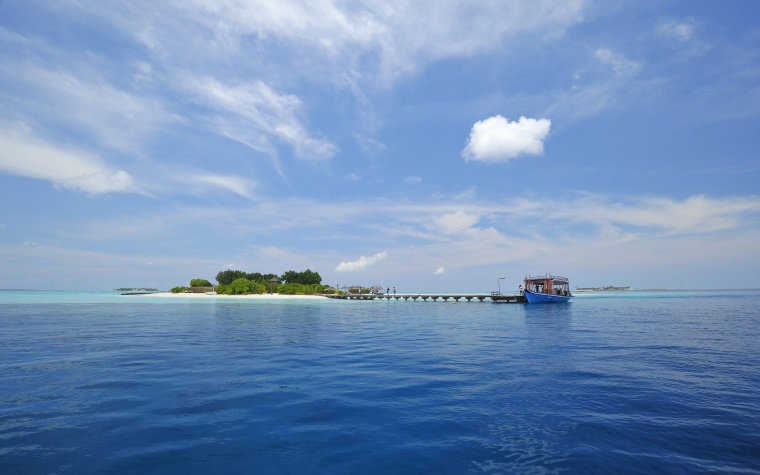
[229,277,251,295]
[250,282,267,294]
[216,269,248,285]
[190,278,213,287]
[281,269,322,285]
[278,283,303,295]
[300,269,321,285]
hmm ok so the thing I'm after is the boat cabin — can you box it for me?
[524,274,571,296]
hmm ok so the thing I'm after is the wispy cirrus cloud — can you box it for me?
[559,194,760,235]
[60,1,588,94]
[655,17,712,60]
[181,174,257,200]
[0,34,170,155]
[15,190,760,290]
[431,211,480,234]
[546,47,650,125]
[656,18,698,44]
[70,192,760,275]
[0,127,137,194]
[594,48,642,76]
[0,1,592,188]
[146,0,587,85]
[182,77,337,161]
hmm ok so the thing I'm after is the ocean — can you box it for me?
[1,290,759,474]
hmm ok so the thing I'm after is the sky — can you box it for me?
[1,0,759,292]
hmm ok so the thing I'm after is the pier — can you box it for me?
[326,292,525,303]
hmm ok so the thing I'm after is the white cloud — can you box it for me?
[462,115,551,162]
[432,211,480,234]
[546,47,653,125]
[183,77,337,161]
[14,1,587,173]
[656,18,696,43]
[654,18,710,57]
[68,1,587,87]
[3,57,168,154]
[405,175,423,184]
[27,191,760,289]
[498,193,760,239]
[184,174,256,199]
[0,128,137,194]
[60,170,135,195]
[583,194,760,235]
[594,48,641,76]
[433,267,446,275]
[335,251,388,272]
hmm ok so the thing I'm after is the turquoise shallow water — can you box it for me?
[1,290,759,473]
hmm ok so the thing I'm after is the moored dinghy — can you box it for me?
[523,274,572,303]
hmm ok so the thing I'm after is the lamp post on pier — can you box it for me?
[497,277,505,296]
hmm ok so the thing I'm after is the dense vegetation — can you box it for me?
[280,269,321,285]
[190,278,213,287]
[215,270,280,286]
[171,269,330,295]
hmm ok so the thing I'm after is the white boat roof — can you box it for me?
[525,275,569,283]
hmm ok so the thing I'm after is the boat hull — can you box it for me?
[523,289,572,303]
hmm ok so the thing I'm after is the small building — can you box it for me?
[190,286,214,293]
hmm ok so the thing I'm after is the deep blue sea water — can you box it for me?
[1,290,759,474]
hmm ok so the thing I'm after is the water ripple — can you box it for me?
[1,292,759,473]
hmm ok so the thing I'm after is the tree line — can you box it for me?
[171,269,329,295]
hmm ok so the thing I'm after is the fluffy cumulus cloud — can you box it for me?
[462,115,551,162]
[434,267,446,275]
[335,251,388,272]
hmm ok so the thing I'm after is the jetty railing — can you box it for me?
[325,293,525,303]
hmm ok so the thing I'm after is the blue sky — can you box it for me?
[1,0,759,291]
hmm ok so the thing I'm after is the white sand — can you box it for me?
[138,292,329,300]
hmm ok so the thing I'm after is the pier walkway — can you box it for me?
[326,292,525,303]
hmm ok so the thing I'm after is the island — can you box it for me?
[574,286,631,291]
[114,287,159,292]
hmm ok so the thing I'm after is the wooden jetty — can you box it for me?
[326,292,525,303]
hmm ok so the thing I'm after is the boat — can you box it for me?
[523,274,572,303]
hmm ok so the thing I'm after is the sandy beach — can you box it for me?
[137,292,329,300]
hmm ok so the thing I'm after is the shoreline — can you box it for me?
[134,292,329,300]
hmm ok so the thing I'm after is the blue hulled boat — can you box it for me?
[523,274,572,303]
